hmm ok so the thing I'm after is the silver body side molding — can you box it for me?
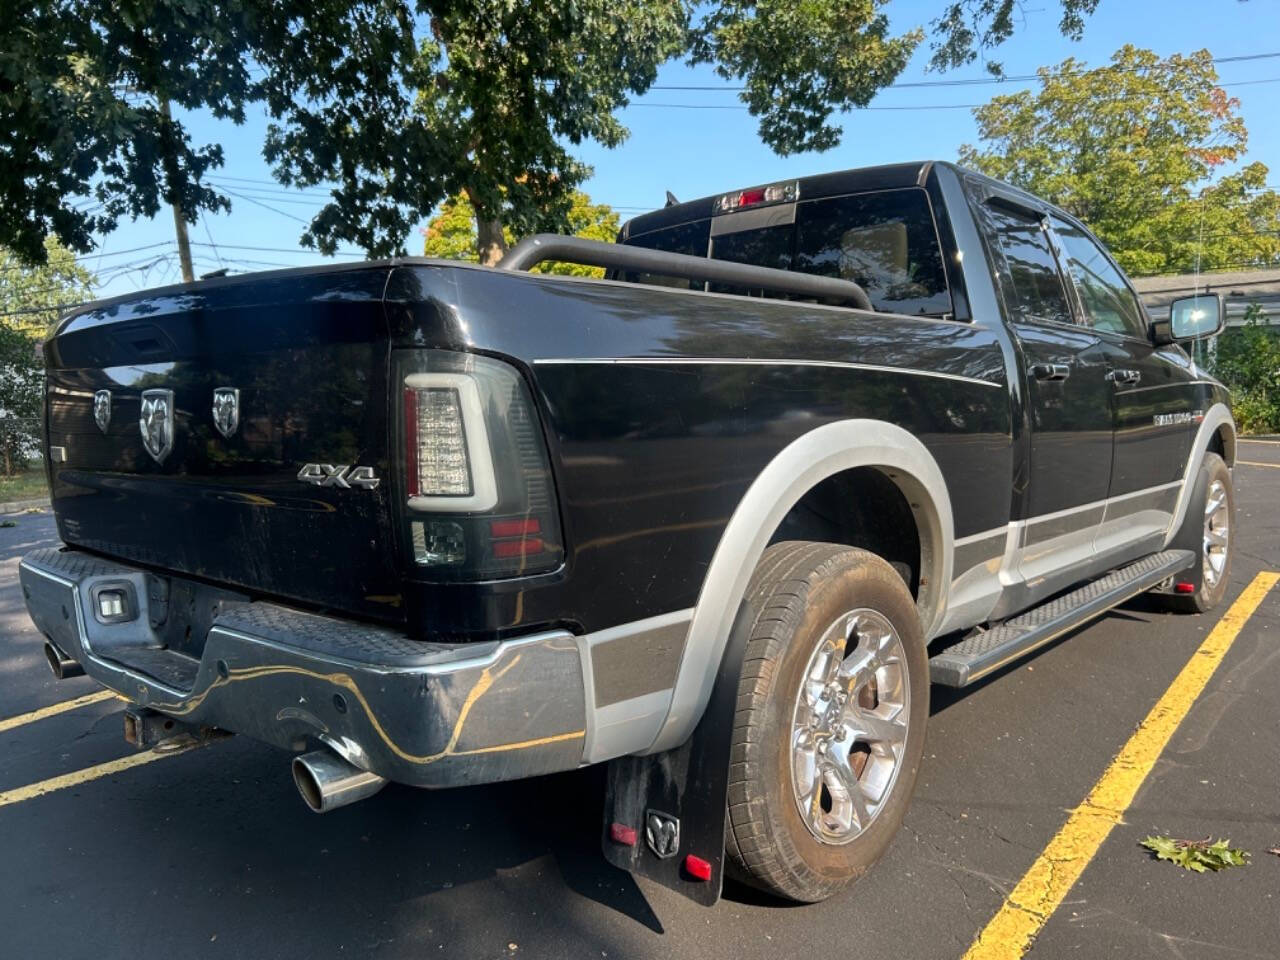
[646,419,954,754]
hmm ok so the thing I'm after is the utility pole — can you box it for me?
[158,99,195,283]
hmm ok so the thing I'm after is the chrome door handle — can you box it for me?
[1031,363,1071,382]
[1106,368,1142,386]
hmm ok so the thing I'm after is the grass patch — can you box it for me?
[0,466,49,504]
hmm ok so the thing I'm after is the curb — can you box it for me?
[0,497,50,516]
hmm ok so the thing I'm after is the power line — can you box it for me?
[632,76,1280,111]
[217,186,310,223]
[649,51,1280,92]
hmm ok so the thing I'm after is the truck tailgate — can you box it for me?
[42,265,403,624]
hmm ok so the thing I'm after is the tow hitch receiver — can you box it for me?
[123,706,218,749]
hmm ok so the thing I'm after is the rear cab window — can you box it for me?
[621,187,954,318]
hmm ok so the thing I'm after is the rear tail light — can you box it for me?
[399,351,563,580]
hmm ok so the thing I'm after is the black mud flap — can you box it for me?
[601,600,757,906]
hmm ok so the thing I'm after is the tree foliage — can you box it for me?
[0,240,96,475]
[687,1,921,154]
[5,2,1104,268]
[423,189,620,276]
[1210,302,1280,434]
[930,0,1099,75]
[959,46,1280,277]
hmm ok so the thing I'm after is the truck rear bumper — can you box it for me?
[18,547,587,788]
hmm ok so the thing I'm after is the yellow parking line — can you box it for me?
[1238,460,1280,469]
[962,571,1280,960]
[0,739,207,809]
[0,689,119,734]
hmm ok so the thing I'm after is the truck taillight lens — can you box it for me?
[399,351,563,579]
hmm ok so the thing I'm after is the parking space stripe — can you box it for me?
[0,689,119,734]
[1238,460,1280,469]
[962,570,1280,960]
[1239,438,1280,445]
[0,739,208,809]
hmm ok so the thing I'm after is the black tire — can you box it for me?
[1154,452,1233,614]
[724,541,929,903]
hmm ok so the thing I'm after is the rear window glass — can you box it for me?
[621,219,709,290]
[622,187,953,316]
[790,190,951,316]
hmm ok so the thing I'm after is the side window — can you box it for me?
[1051,217,1147,338]
[983,207,1073,326]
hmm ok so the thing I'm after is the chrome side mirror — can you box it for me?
[1168,293,1225,342]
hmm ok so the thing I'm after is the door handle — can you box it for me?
[1106,368,1142,386]
[1031,363,1071,382]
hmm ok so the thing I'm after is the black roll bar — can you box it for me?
[497,234,874,312]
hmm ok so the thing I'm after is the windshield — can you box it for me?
[623,187,953,317]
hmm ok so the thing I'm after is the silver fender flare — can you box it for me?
[646,419,954,753]
[1163,402,1236,548]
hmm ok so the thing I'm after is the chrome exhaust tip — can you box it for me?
[292,750,387,813]
[44,640,84,680]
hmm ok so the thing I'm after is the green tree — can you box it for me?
[7,2,1105,268]
[1210,302,1280,434]
[930,1,1099,74]
[423,189,620,276]
[959,46,1280,277]
[0,240,96,475]
[1,1,417,265]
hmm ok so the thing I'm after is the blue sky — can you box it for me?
[86,0,1280,298]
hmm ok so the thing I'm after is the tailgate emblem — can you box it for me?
[297,463,380,489]
[93,389,112,433]
[212,387,240,438]
[139,389,175,463]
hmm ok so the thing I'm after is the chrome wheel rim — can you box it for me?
[1203,478,1229,588]
[789,609,909,845]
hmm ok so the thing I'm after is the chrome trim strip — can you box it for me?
[533,357,1003,389]
[1114,378,1221,396]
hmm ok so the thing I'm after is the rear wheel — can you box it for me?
[724,541,928,902]
[1155,452,1232,614]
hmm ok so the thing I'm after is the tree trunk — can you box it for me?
[465,186,508,266]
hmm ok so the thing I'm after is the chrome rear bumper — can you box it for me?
[19,547,587,788]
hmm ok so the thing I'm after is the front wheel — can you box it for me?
[724,541,929,902]
[1156,452,1232,614]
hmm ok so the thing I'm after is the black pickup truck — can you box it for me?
[20,161,1234,905]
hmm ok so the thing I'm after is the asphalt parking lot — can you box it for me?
[2,441,1279,960]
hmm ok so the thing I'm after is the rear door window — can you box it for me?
[983,207,1074,326]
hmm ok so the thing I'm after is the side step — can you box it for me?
[929,549,1195,687]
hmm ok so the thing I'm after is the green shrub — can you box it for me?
[1209,302,1280,434]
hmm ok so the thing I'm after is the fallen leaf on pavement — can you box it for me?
[1141,835,1250,872]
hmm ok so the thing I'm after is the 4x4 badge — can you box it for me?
[212,387,240,439]
[93,389,112,433]
[297,463,380,489]
[139,389,175,464]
